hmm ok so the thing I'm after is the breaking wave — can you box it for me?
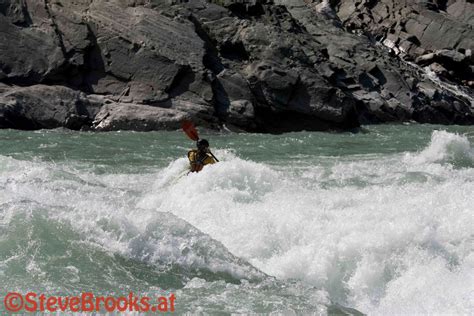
[1,128,473,314]
[140,131,474,315]
[406,130,474,167]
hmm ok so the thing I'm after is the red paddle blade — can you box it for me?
[181,120,199,141]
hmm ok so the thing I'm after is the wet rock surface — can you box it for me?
[0,0,472,132]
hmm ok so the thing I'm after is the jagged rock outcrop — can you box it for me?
[0,0,472,132]
[329,0,473,87]
[276,0,473,124]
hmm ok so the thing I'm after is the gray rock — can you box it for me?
[330,0,474,92]
[416,53,436,66]
[0,0,472,131]
[0,16,65,84]
[429,63,449,77]
[0,0,32,26]
[92,99,217,131]
[92,102,187,132]
[83,0,210,104]
[435,49,468,64]
[334,0,473,58]
[245,60,300,109]
[0,85,100,129]
[417,82,438,99]
[226,100,256,129]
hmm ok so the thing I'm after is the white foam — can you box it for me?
[140,133,474,314]
[0,155,264,286]
[406,130,474,166]
[1,130,473,314]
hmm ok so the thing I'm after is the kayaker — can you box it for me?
[188,139,217,172]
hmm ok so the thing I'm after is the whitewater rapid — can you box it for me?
[1,128,473,314]
[140,130,474,314]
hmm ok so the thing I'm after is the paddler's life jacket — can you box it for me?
[187,149,216,172]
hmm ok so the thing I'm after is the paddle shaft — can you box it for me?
[209,151,219,162]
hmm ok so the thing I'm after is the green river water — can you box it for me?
[0,124,473,314]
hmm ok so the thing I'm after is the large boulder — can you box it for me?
[82,0,210,104]
[0,85,100,129]
[0,15,65,84]
[184,2,360,131]
[92,99,218,131]
[92,102,187,132]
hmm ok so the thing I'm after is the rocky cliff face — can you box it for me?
[334,0,473,86]
[0,0,472,132]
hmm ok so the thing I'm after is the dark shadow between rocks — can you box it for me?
[254,107,334,133]
[150,99,173,109]
[167,66,196,99]
[188,15,225,75]
[220,41,249,61]
[369,65,387,85]
[79,25,107,93]
[228,3,265,19]
[212,78,231,119]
